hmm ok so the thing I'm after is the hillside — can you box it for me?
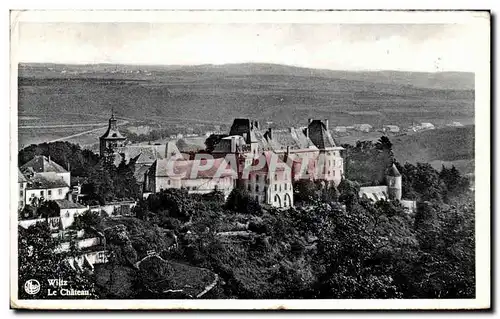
[392,126,475,174]
[18,63,474,129]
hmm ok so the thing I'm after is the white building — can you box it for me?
[383,125,400,133]
[24,173,70,206]
[242,151,294,208]
[353,124,373,132]
[144,157,236,199]
[21,155,71,187]
[55,199,89,230]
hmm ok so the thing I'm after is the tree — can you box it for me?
[18,222,97,299]
[71,210,102,231]
[38,200,60,219]
[293,180,320,205]
[224,188,262,215]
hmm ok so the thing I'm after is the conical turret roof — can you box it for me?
[386,163,401,177]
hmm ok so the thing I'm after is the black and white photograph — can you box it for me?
[9,10,490,310]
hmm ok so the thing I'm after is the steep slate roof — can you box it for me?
[21,155,68,174]
[307,120,338,150]
[229,118,258,143]
[117,145,166,165]
[264,128,317,152]
[27,173,69,189]
[386,164,401,177]
[134,164,151,184]
[152,157,236,179]
[100,115,126,140]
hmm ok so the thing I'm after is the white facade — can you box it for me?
[155,176,234,198]
[315,150,344,186]
[59,205,90,230]
[25,186,70,205]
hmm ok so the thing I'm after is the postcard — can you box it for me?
[10,10,490,310]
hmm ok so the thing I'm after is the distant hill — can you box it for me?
[19,62,474,90]
[17,63,474,129]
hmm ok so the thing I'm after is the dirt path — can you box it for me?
[48,120,129,142]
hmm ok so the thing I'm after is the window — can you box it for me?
[279,184,282,192]
[58,189,62,195]
[31,193,35,198]
[256,185,259,192]
[264,186,267,193]
[48,190,52,196]
[274,184,277,191]
[19,190,23,197]
[333,170,335,176]
[167,180,171,185]
[65,211,70,218]
[284,184,287,191]
[256,175,259,182]
[255,195,259,202]
[248,184,251,191]
[333,160,336,166]
[274,174,278,180]
[40,191,44,197]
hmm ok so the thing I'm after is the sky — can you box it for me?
[16,22,478,72]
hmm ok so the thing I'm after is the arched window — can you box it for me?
[274,194,281,206]
[284,193,292,207]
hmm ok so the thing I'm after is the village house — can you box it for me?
[334,126,347,133]
[19,156,76,224]
[383,125,400,133]
[21,155,71,187]
[353,123,373,132]
[56,199,90,230]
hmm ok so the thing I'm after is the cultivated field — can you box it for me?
[18,63,474,166]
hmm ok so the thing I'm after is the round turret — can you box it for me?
[386,163,402,201]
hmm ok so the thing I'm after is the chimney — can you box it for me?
[254,121,260,130]
[267,128,273,140]
[324,119,329,131]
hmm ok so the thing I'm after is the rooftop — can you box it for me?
[386,164,401,177]
[27,173,69,189]
[307,120,338,149]
[54,199,87,209]
[21,155,68,174]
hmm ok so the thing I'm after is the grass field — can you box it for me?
[392,125,474,174]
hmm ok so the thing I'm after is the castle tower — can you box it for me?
[386,163,402,201]
[99,110,127,157]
